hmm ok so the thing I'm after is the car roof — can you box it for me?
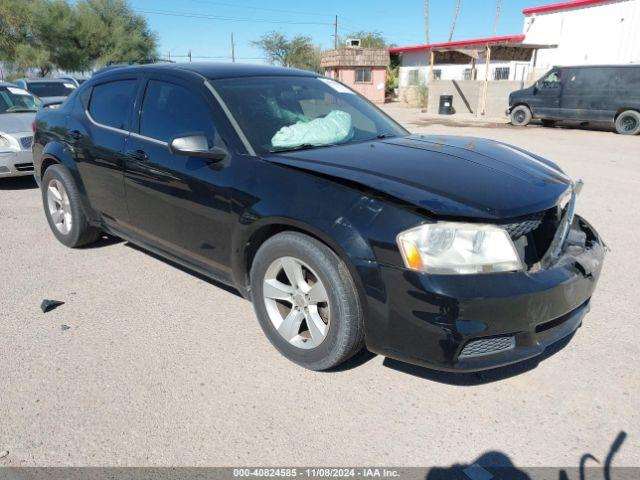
[18,78,73,84]
[96,62,319,80]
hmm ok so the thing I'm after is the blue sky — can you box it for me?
[128,0,558,62]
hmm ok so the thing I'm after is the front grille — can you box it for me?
[20,136,33,150]
[459,335,516,358]
[14,162,34,172]
[502,211,546,239]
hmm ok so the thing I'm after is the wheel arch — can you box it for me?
[614,107,640,119]
[40,143,99,224]
[234,217,374,313]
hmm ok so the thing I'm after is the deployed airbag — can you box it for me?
[271,110,353,149]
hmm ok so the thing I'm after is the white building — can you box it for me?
[393,0,640,97]
[523,0,640,76]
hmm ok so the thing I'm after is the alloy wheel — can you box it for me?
[262,256,330,349]
[46,179,73,235]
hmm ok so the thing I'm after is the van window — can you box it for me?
[539,70,560,89]
[89,79,137,130]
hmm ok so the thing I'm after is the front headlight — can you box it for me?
[396,222,523,275]
[0,134,11,148]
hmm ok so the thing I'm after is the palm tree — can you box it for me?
[448,0,461,42]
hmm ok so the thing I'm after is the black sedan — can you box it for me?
[32,63,605,372]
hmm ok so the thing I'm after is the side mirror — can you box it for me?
[168,134,227,161]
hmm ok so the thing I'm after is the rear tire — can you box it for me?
[510,105,532,126]
[615,110,640,135]
[42,164,101,248]
[250,232,365,371]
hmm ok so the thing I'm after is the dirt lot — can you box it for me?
[0,106,638,470]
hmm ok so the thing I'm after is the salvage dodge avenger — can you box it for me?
[32,63,605,371]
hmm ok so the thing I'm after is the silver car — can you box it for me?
[0,83,40,178]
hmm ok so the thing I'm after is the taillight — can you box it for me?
[32,121,36,134]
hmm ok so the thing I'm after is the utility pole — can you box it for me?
[231,33,236,62]
[188,49,192,62]
[424,0,430,44]
[493,0,502,36]
[333,15,338,49]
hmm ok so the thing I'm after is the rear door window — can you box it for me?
[139,79,216,145]
[88,79,138,130]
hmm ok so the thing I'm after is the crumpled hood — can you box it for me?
[0,112,35,134]
[265,135,572,219]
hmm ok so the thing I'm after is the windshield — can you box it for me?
[211,76,407,154]
[0,86,41,113]
[26,81,76,98]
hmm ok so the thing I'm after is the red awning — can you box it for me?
[388,34,526,54]
[523,0,613,15]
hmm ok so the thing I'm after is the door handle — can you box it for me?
[126,149,149,162]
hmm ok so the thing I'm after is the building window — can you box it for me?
[355,67,372,83]
[408,69,420,86]
[433,69,442,80]
[493,67,511,80]
[463,68,472,80]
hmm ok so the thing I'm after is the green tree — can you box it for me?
[0,0,156,76]
[342,31,388,48]
[75,0,157,67]
[253,31,322,73]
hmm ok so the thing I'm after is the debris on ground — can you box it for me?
[40,299,65,313]
[0,450,9,459]
[60,325,71,331]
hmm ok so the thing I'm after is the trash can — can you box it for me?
[438,95,454,115]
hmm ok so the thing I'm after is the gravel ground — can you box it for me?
[0,107,638,470]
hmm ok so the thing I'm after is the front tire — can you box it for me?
[615,110,640,135]
[42,164,101,248]
[250,232,365,371]
[510,105,532,126]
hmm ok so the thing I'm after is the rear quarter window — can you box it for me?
[88,79,137,130]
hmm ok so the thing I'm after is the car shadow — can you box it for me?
[78,233,124,249]
[125,242,244,299]
[383,333,575,385]
[0,176,38,190]
[325,348,378,372]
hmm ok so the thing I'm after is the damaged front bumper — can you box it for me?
[364,215,605,372]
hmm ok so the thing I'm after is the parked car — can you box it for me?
[12,78,76,104]
[58,76,88,87]
[0,82,39,178]
[33,63,605,372]
[508,64,640,135]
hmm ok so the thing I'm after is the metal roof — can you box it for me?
[523,0,617,15]
[388,34,527,54]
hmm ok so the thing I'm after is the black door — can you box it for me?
[529,69,562,119]
[70,77,139,223]
[123,75,234,279]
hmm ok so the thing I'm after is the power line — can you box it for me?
[181,0,334,18]
[135,8,334,26]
